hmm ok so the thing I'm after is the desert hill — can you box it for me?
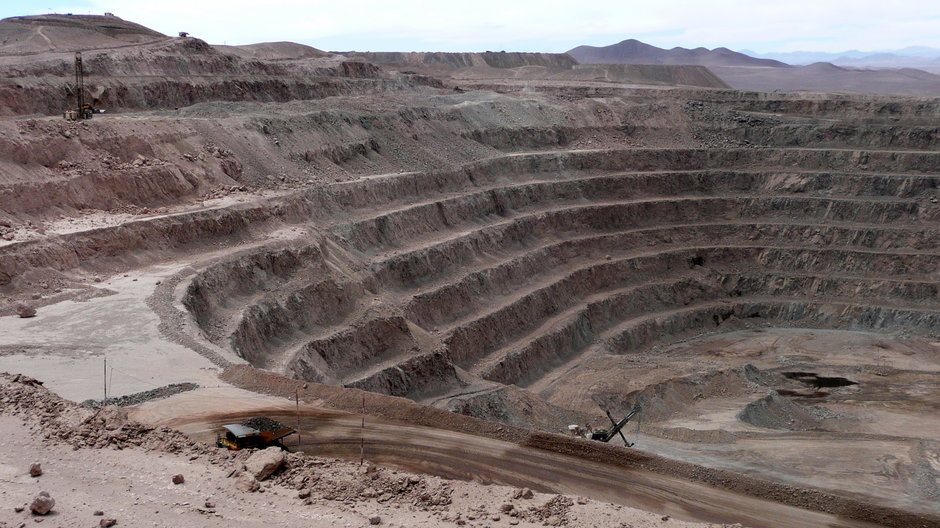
[567,39,789,68]
[346,51,729,89]
[744,46,940,71]
[0,14,167,54]
[348,51,578,70]
[712,61,940,95]
[567,38,940,95]
[214,41,330,60]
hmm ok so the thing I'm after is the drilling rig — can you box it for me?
[64,52,96,120]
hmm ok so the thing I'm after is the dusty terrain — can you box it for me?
[4,373,732,528]
[1,12,940,528]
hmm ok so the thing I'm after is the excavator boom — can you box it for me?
[590,405,641,444]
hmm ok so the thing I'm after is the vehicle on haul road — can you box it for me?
[216,423,296,451]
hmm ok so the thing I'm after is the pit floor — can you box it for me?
[623,328,940,514]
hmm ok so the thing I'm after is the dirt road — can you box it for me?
[168,405,882,528]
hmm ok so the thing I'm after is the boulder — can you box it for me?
[513,488,534,499]
[29,491,54,515]
[171,474,184,485]
[29,463,42,477]
[234,472,260,492]
[15,303,36,318]
[244,447,284,481]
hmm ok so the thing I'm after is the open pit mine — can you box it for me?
[1,13,939,528]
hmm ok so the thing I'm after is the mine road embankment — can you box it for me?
[169,406,890,528]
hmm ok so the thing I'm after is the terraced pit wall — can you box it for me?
[5,84,940,427]
[179,141,940,409]
[0,37,434,116]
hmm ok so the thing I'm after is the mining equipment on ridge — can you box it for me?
[64,52,101,120]
[569,405,642,447]
[215,417,296,450]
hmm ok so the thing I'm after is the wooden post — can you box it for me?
[103,357,107,403]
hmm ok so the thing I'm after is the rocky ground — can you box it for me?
[0,372,736,528]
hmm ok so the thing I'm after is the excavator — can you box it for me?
[569,404,641,447]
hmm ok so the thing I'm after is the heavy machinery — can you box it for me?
[569,404,641,447]
[64,52,100,121]
[215,422,296,451]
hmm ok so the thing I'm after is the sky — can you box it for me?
[4,0,940,54]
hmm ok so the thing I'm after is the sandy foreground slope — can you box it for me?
[0,372,737,528]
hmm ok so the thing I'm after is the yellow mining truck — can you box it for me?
[215,423,296,451]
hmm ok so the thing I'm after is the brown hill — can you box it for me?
[0,13,166,55]
[349,51,578,70]
[214,41,329,60]
[568,39,789,68]
[548,64,730,89]
[440,63,729,89]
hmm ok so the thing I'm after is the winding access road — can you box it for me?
[161,401,882,528]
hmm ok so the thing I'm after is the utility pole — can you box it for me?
[74,52,84,114]
[359,395,365,466]
[295,388,301,448]
[102,357,107,403]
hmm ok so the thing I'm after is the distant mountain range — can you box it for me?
[567,39,789,68]
[740,47,940,71]
[566,38,940,96]
[568,40,940,72]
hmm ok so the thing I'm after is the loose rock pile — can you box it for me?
[81,382,199,408]
[0,373,222,460]
[242,416,288,432]
[268,453,453,510]
[522,495,575,526]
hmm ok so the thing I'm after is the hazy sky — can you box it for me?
[4,0,940,53]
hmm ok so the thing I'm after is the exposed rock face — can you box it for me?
[244,447,285,481]
[30,491,54,515]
